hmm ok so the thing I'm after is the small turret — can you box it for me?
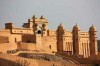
[89,24,98,57]
[72,23,80,55]
[32,15,37,19]
[73,23,80,31]
[89,24,96,32]
[57,23,65,52]
[5,22,14,29]
[40,15,45,19]
[89,24,97,38]
[42,23,46,31]
[57,23,64,30]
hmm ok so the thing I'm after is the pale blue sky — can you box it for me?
[0,0,100,39]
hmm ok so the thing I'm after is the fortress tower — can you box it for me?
[72,24,80,56]
[57,23,65,52]
[89,25,98,57]
[23,15,48,36]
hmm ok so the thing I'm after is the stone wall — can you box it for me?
[42,36,57,52]
[0,43,17,53]
[17,42,37,51]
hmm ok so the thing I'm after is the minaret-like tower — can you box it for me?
[39,15,48,36]
[89,25,98,57]
[57,23,65,52]
[24,15,48,36]
[72,24,80,55]
[22,15,49,50]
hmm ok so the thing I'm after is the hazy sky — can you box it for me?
[0,0,100,39]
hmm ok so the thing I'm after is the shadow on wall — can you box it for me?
[0,58,30,66]
[98,40,100,51]
[22,34,36,43]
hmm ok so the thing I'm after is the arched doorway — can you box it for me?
[37,30,41,34]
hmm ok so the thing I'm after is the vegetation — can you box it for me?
[18,53,63,61]
[18,53,75,66]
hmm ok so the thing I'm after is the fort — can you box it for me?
[0,15,100,66]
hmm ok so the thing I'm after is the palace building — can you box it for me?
[0,15,98,58]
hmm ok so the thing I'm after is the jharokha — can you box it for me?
[0,15,98,58]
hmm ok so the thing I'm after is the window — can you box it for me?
[37,30,41,34]
[15,38,17,43]
[49,45,51,49]
[27,40,31,43]
[20,31,23,33]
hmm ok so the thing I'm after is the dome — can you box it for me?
[40,15,45,19]
[58,23,64,30]
[89,24,96,31]
[73,23,80,30]
[32,15,37,19]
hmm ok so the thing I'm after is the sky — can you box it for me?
[0,0,100,39]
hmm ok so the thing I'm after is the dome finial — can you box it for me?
[40,15,45,19]
[92,24,94,27]
[32,15,37,19]
[60,22,62,26]
[73,23,80,30]
[90,24,96,31]
[57,22,64,30]
[76,23,77,26]
[91,24,95,28]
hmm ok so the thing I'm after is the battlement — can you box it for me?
[5,22,14,29]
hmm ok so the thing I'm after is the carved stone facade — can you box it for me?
[0,15,98,58]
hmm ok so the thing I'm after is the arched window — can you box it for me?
[37,30,41,34]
